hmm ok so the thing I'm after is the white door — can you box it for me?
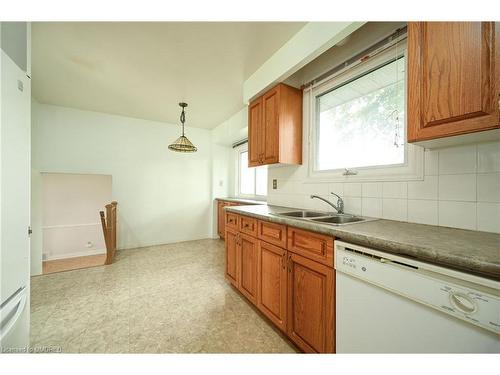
[0,50,31,304]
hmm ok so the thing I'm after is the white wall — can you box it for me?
[209,107,248,236]
[32,102,213,250]
[41,173,111,260]
[30,169,42,275]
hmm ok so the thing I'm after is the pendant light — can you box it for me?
[168,102,197,152]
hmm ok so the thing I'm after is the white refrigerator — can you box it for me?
[0,32,31,351]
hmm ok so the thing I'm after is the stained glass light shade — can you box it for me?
[168,102,197,153]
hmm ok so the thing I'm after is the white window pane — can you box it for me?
[255,166,267,196]
[240,151,255,195]
[317,57,405,171]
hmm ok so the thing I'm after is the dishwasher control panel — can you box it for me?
[334,242,500,335]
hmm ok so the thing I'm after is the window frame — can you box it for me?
[308,40,424,182]
[234,144,267,199]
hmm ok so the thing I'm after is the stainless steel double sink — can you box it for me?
[271,210,376,226]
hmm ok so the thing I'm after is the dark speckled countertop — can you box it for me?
[216,197,266,205]
[225,204,500,281]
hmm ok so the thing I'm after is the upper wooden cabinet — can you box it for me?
[248,83,303,167]
[408,22,500,146]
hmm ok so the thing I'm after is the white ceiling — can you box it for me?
[31,22,305,129]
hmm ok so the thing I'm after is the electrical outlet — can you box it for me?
[272,179,277,189]
[86,241,93,248]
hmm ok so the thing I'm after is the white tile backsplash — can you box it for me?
[438,201,476,230]
[438,145,477,175]
[267,141,500,233]
[407,200,438,225]
[438,174,476,202]
[477,142,500,173]
[477,173,500,203]
[408,175,438,200]
[424,149,439,175]
[382,198,407,221]
[343,197,362,215]
[382,181,407,199]
[344,183,362,197]
[362,197,383,217]
[362,182,383,198]
[477,202,500,233]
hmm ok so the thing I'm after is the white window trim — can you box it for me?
[234,144,267,200]
[307,40,424,183]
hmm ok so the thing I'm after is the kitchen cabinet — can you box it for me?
[218,201,240,238]
[258,240,287,332]
[248,83,303,167]
[287,252,335,353]
[217,201,227,238]
[238,233,259,305]
[224,224,259,304]
[225,228,239,288]
[224,213,335,353]
[216,199,261,240]
[408,22,500,148]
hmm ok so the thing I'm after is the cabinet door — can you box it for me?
[248,97,263,167]
[238,233,259,304]
[225,228,239,288]
[262,86,280,164]
[287,253,334,353]
[258,241,287,332]
[408,22,500,142]
[217,201,226,238]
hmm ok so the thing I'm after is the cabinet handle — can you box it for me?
[281,252,286,270]
[288,255,292,273]
[320,242,326,256]
[243,223,249,228]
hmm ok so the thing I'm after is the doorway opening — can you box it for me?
[40,173,112,274]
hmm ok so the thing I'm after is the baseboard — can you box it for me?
[118,235,216,251]
[43,248,106,261]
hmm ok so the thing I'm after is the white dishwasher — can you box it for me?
[334,241,500,353]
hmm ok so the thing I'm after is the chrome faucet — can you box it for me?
[310,192,344,214]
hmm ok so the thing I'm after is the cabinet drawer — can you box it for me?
[239,215,257,236]
[258,220,286,248]
[225,212,239,230]
[287,227,334,267]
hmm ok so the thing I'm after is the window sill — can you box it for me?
[307,144,424,183]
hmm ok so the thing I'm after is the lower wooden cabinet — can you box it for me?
[217,201,227,238]
[239,233,259,305]
[287,252,335,353]
[225,213,335,353]
[258,240,288,332]
[225,228,239,287]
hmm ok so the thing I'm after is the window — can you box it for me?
[305,37,428,183]
[237,148,267,197]
[316,56,405,172]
